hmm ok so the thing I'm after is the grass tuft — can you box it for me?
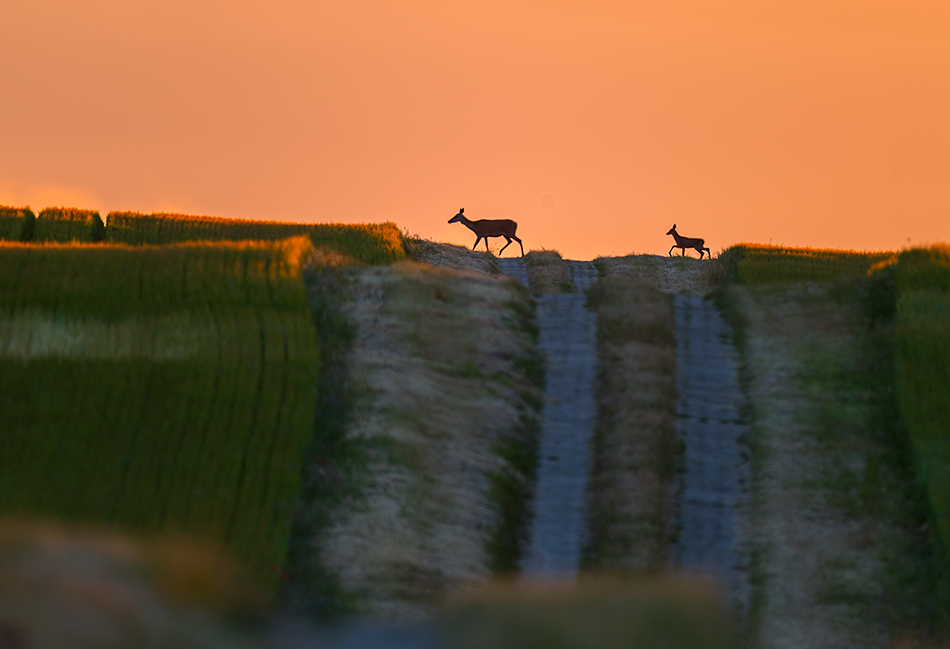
[523,249,571,296]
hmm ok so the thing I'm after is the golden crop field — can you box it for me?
[0,205,35,242]
[0,237,318,584]
[106,211,406,265]
[720,243,893,284]
[34,207,105,243]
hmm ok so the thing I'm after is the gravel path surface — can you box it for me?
[671,294,751,613]
[497,257,530,288]
[291,258,598,647]
[512,259,600,577]
[283,258,752,646]
[566,260,598,293]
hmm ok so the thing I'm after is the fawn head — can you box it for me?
[448,208,465,224]
[666,224,677,236]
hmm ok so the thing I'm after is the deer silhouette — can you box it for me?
[448,208,524,257]
[666,224,710,259]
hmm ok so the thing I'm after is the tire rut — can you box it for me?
[283,256,750,647]
[500,258,599,577]
[671,294,751,614]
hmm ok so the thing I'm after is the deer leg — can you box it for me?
[473,236,482,251]
[499,236,512,254]
[669,245,676,256]
[513,235,524,257]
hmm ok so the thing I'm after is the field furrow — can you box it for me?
[0,239,319,581]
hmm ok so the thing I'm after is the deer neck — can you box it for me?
[458,215,477,232]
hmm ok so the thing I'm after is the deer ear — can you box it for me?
[672,224,676,228]
[460,208,464,213]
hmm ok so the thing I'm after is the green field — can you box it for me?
[0,238,318,581]
[0,205,35,242]
[720,242,950,623]
[723,244,950,566]
[885,247,950,571]
[34,207,105,243]
[720,243,892,284]
[106,211,406,264]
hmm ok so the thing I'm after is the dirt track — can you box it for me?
[671,294,751,614]
[502,259,600,577]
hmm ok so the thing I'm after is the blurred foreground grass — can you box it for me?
[0,519,265,649]
[444,577,734,649]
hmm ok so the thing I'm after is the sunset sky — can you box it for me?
[1,0,948,259]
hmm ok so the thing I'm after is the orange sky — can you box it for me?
[1,0,947,259]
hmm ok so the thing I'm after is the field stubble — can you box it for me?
[284,260,544,621]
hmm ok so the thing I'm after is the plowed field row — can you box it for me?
[1,204,406,265]
[0,239,319,581]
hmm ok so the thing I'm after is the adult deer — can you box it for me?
[448,208,524,257]
[666,224,710,259]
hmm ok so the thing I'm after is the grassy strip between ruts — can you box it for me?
[0,205,35,242]
[523,249,572,295]
[581,263,678,573]
[106,211,406,265]
[0,238,318,590]
[714,243,950,639]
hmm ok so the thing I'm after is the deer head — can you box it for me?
[666,224,677,235]
[448,208,465,224]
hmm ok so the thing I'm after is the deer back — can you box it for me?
[472,219,518,236]
[672,230,704,248]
